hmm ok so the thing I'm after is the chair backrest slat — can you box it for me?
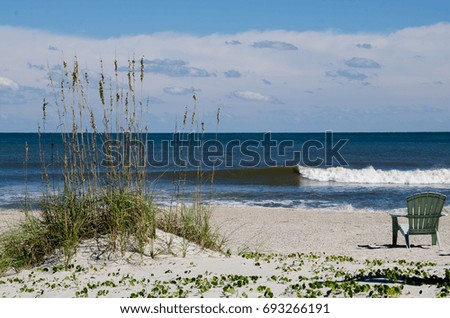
[407,192,446,234]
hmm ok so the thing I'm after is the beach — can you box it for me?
[1,205,449,298]
[211,205,450,262]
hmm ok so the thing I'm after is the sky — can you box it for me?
[1,0,450,132]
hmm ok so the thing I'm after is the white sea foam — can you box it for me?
[207,200,409,214]
[297,165,450,185]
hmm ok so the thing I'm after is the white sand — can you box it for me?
[211,205,450,263]
[0,206,449,298]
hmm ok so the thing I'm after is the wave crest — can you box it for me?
[297,165,450,185]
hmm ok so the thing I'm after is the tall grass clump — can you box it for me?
[157,193,224,252]
[38,57,157,260]
[156,94,225,251]
[0,56,223,274]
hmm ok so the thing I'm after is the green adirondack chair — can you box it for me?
[391,192,447,248]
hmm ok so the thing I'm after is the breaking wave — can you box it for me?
[297,165,450,185]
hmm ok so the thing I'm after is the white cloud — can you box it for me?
[163,86,193,95]
[0,76,20,90]
[345,57,381,69]
[224,70,241,78]
[225,40,241,45]
[326,69,369,81]
[232,90,270,101]
[231,90,282,104]
[27,62,46,71]
[356,43,372,49]
[0,76,45,107]
[133,59,214,77]
[0,24,450,131]
[251,40,298,51]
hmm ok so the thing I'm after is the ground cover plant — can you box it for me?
[1,253,449,298]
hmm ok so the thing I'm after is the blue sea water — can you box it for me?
[0,132,449,212]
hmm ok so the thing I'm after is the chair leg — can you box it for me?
[432,233,437,246]
[433,231,442,250]
[405,234,410,249]
[392,217,399,246]
[392,230,398,246]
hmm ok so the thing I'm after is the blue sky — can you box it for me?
[3,0,450,36]
[1,0,450,131]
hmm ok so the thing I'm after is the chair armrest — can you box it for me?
[390,211,447,217]
[390,211,407,218]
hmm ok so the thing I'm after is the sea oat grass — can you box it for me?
[157,204,225,251]
[0,214,53,274]
[0,56,224,274]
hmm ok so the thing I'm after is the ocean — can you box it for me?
[0,132,449,212]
